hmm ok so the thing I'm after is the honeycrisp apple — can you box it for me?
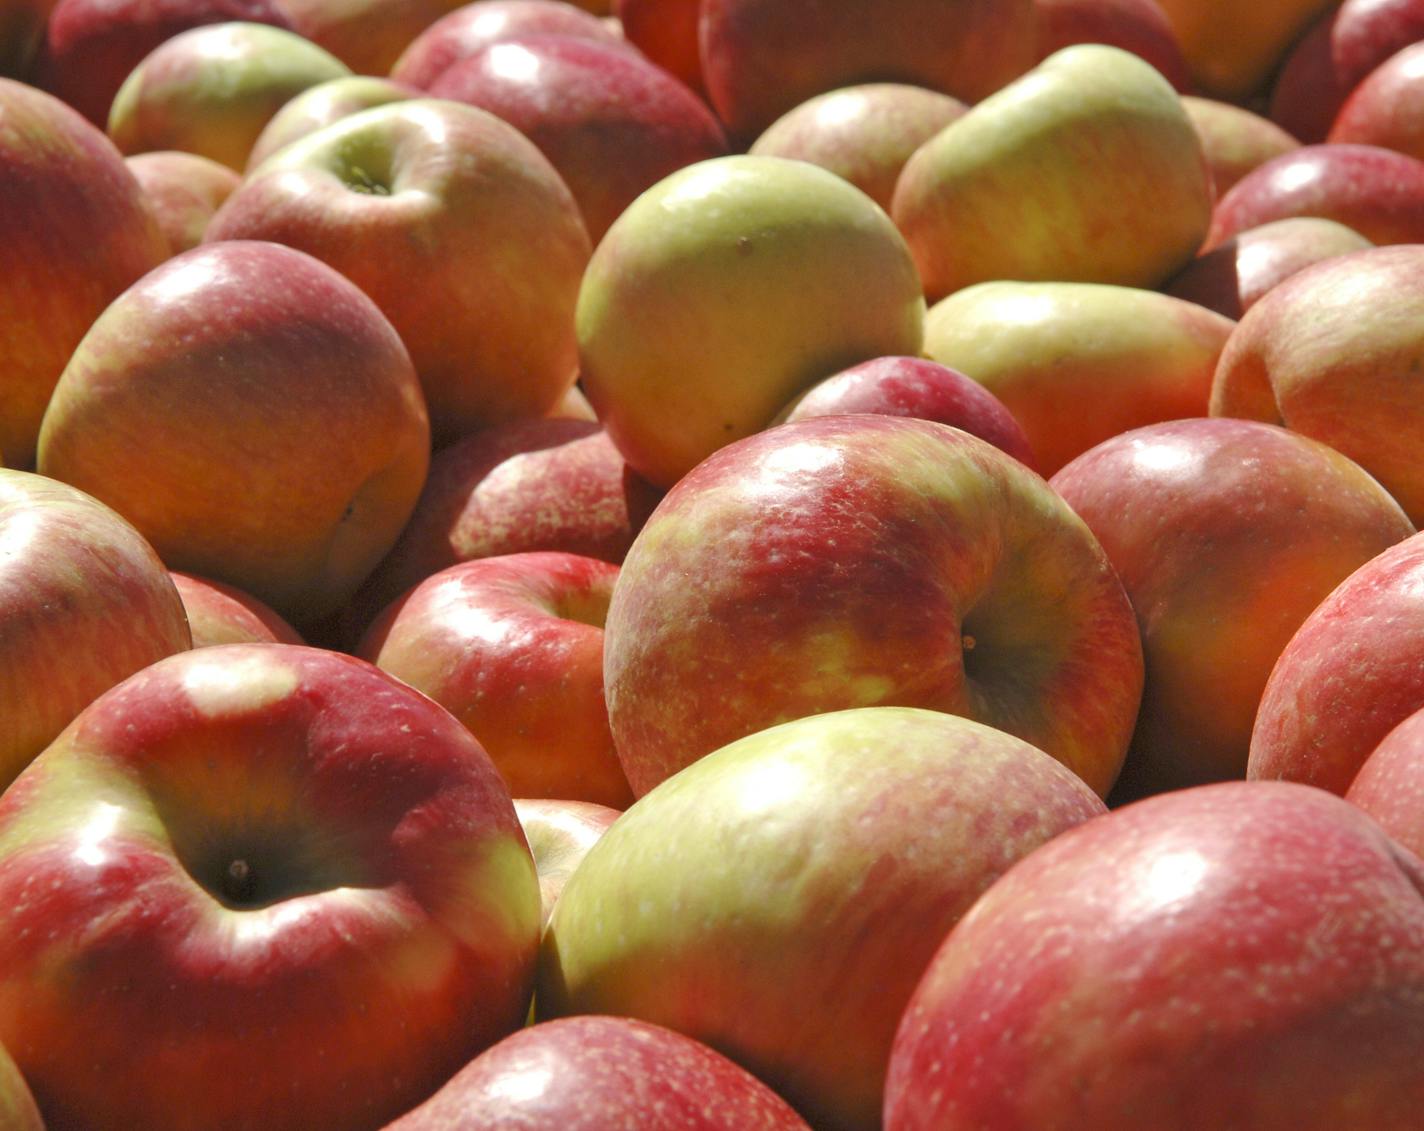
[1346,708,1424,860]
[245,75,417,169]
[512,798,618,929]
[1330,41,1424,158]
[1033,0,1190,89]
[1154,0,1336,100]
[1181,95,1300,198]
[0,644,542,1131]
[170,572,305,648]
[125,150,241,254]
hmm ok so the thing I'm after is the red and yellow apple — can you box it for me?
[125,149,241,254]
[170,571,305,647]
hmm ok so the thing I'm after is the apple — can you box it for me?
[748,83,967,214]
[775,355,1038,472]
[170,571,305,647]
[358,552,634,809]
[1346,708,1424,859]
[125,149,241,254]
[1181,95,1300,198]
[1248,531,1424,794]
[34,0,294,126]
[1153,0,1337,101]
[1033,0,1191,90]
[0,1044,40,1131]
[383,1016,813,1130]
[603,414,1143,798]
[885,780,1424,1129]
[578,154,926,489]
[0,469,191,792]
[36,239,431,627]
[892,45,1212,303]
[1206,143,1424,249]
[921,280,1234,476]
[512,798,618,929]
[1210,244,1424,526]
[106,21,352,171]
[0,643,542,1131]
[276,0,469,75]
[245,75,418,168]
[1163,216,1374,320]
[1329,40,1424,158]
[0,77,168,470]
[428,35,729,242]
[1050,418,1413,802]
[615,0,703,97]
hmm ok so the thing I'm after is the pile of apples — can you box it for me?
[7,0,1424,1126]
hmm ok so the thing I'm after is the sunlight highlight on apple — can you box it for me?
[72,802,124,868]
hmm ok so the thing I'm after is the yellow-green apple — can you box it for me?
[1181,95,1300,198]
[539,707,1107,1131]
[615,0,703,97]
[1206,143,1424,249]
[1210,244,1424,525]
[206,99,591,446]
[775,355,1038,472]
[1269,0,1424,143]
[892,45,1212,302]
[0,1044,40,1131]
[1153,0,1336,101]
[359,552,633,808]
[1033,0,1190,89]
[383,1016,814,1131]
[1330,41,1424,158]
[125,149,241,254]
[245,75,417,168]
[921,281,1233,476]
[698,0,1037,143]
[428,35,729,242]
[1163,216,1373,320]
[602,414,1143,798]
[578,155,926,489]
[34,0,294,126]
[170,571,305,647]
[1050,418,1413,802]
[106,21,351,170]
[0,77,168,470]
[391,0,632,89]
[512,798,618,929]
[1249,532,1424,793]
[0,643,541,1131]
[748,83,967,213]
[36,240,430,626]
[0,469,191,791]
[1347,709,1424,859]
[885,780,1424,1130]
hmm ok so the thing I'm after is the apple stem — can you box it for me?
[223,858,257,904]
[962,634,977,652]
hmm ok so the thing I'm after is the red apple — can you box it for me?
[277,0,470,75]
[359,552,634,809]
[615,0,702,97]
[602,414,1143,798]
[125,149,241,254]
[0,643,542,1131]
[1329,40,1424,158]
[1181,95,1300,198]
[245,75,418,168]
[170,571,305,647]
[1346,708,1424,859]
[512,798,618,929]
[885,780,1424,1130]
[1033,0,1191,89]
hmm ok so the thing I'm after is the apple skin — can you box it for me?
[36,240,431,627]
[1033,0,1191,90]
[1346,710,1424,859]
[0,643,541,1131]
[206,99,591,447]
[512,798,618,929]
[885,779,1424,1130]
[0,1043,40,1131]
[0,77,169,470]
[1206,143,1424,249]
[170,571,305,647]
[428,35,729,243]
[893,45,1212,303]
[1050,418,1413,802]
[578,154,926,489]
[603,414,1143,799]
[383,1016,813,1130]
[1210,244,1424,526]
[1330,41,1424,159]
[1153,0,1337,101]
[1248,532,1424,794]
[539,706,1106,1131]
[0,469,192,792]
[776,356,1038,472]
[1181,95,1300,198]
[1163,216,1374,320]
[125,149,241,254]
[615,0,704,97]
[922,281,1233,477]
[748,83,967,214]
[0,0,54,78]
[358,552,634,809]
[245,75,418,169]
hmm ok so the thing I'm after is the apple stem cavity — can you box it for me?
[222,858,258,904]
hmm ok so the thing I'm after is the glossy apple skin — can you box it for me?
[512,798,618,929]
[923,281,1233,477]
[1051,418,1413,801]
[1249,532,1424,793]
[384,1016,812,1131]
[1163,216,1373,320]
[170,571,305,647]
[106,21,351,171]
[776,356,1038,471]
[893,45,1211,303]
[245,75,418,169]
[0,470,192,791]
[615,0,703,97]
[1154,0,1336,101]
[886,780,1424,1130]
[0,78,168,470]
[1207,143,1424,249]
[1181,95,1300,198]
[749,83,966,214]
[36,240,431,626]
[0,643,542,1131]
[1033,0,1190,89]
[359,552,633,809]
[1210,244,1424,526]
[1330,40,1424,158]
[541,707,1105,1131]
[604,414,1143,798]
[430,35,728,243]
[125,149,240,254]
[1347,710,1424,859]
